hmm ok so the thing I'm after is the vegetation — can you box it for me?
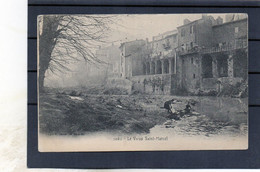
[39,89,169,135]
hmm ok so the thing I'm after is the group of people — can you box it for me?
[164,99,193,120]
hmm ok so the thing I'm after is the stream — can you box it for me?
[148,96,248,138]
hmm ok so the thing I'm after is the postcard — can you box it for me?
[38,14,248,152]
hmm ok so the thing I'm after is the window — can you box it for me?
[235,27,239,33]
[191,57,193,64]
[181,28,185,37]
[190,42,193,48]
[193,74,196,79]
[190,25,194,34]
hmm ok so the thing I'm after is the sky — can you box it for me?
[108,14,228,44]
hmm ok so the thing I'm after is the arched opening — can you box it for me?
[146,62,150,75]
[164,59,169,73]
[151,62,155,74]
[143,63,146,75]
[217,54,228,77]
[156,60,162,74]
[202,54,213,78]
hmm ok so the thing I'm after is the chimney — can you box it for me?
[216,16,223,25]
[202,14,207,20]
[225,14,235,22]
[183,19,191,25]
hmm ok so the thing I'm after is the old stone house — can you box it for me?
[120,14,248,95]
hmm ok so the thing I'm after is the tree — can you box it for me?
[38,15,115,91]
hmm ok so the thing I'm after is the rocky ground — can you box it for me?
[39,88,169,135]
[39,87,248,137]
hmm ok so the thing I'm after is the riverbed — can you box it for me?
[149,96,247,137]
[39,93,248,152]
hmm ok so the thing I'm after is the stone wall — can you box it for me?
[131,74,174,95]
[213,18,247,47]
[201,77,243,93]
[120,40,146,78]
[179,54,202,92]
[196,19,215,48]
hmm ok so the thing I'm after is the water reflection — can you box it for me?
[149,97,248,137]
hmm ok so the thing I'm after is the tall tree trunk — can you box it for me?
[39,67,46,92]
[38,16,60,92]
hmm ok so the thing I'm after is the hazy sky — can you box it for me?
[109,14,228,44]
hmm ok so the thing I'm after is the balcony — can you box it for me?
[201,40,247,54]
[178,40,247,55]
[179,46,199,56]
[150,49,176,59]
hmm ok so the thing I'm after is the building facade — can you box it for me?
[119,40,146,78]
[119,14,248,95]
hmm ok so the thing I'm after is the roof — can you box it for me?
[119,39,145,49]
[212,18,247,28]
[152,30,177,42]
[177,18,202,29]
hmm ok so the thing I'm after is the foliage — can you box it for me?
[103,87,128,95]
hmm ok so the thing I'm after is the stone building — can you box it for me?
[199,17,248,93]
[119,40,146,78]
[120,14,248,95]
[82,44,121,86]
[122,30,179,94]
[92,44,121,78]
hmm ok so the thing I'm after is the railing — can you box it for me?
[179,47,199,55]
[151,49,175,59]
[178,40,247,55]
[201,40,247,54]
[132,73,173,77]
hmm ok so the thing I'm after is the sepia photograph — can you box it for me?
[38,14,248,152]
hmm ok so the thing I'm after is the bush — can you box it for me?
[103,87,128,95]
[175,87,189,96]
[219,83,241,97]
[131,90,144,95]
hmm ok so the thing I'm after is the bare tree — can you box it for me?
[38,15,115,91]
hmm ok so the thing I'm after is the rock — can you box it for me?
[69,96,84,101]
[116,105,123,109]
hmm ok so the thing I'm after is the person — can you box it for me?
[184,102,192,114]
[164,99,175,113]
[167,100,181,120]
[169,103,177,114]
